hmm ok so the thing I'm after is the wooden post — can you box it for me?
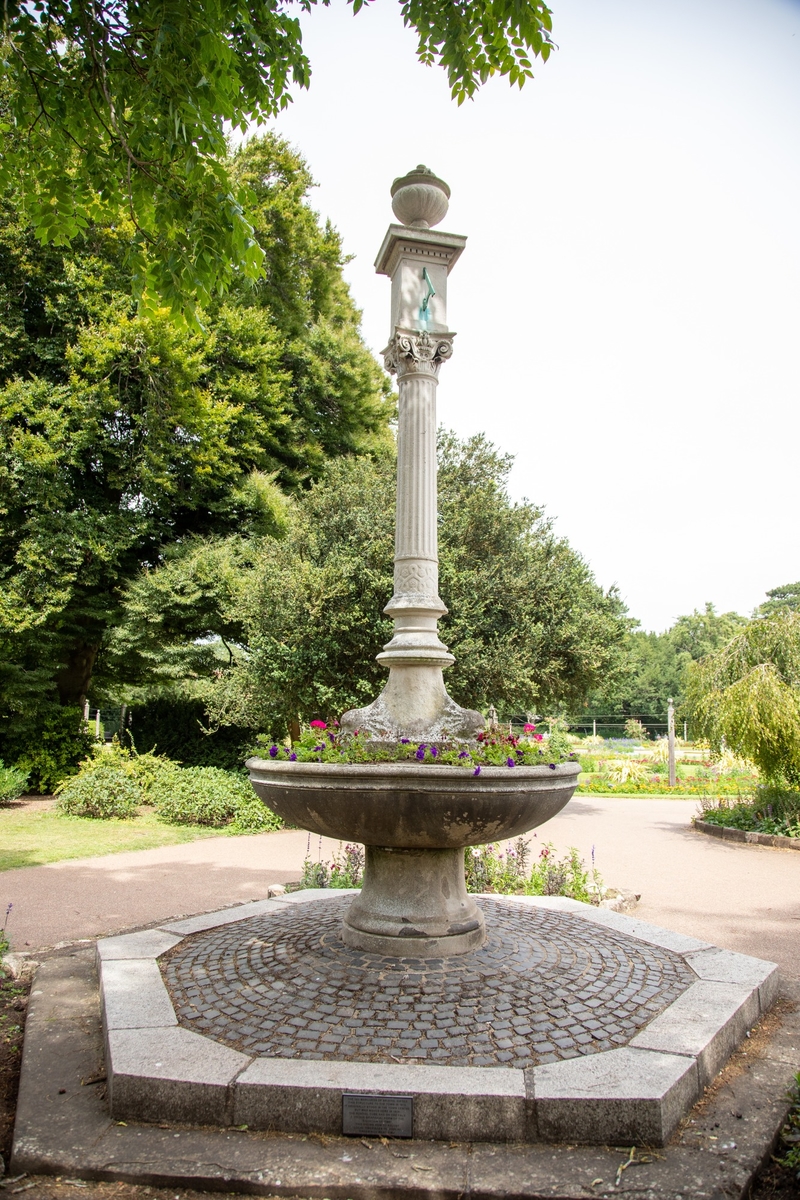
[668,699,676,787]
[95,709,101,739]
[593,718,597,738]
[683,720,688,742]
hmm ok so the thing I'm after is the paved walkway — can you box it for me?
[2,798,798,977]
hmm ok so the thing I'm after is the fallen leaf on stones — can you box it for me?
[359,1139,373,1149]
[63,1182,89,1188]
[81,1074,106,1086]
[591,1180,603,1188]
[390,1152,410,1159]
[11,1185,36,1194]
[412,1165,434,1172]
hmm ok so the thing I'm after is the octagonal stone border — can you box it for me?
[97,891,779,1147]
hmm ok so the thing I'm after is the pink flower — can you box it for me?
[534,733,544,741]
[310,720,327,729]
[524,723,536,733]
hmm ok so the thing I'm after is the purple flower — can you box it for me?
[473,766,481,776]
[548,763,556,770]
[268,744,279,759]
[506,757,515,768]
[458,750,469,759]
[400,738,410,744]
[289,752,297,762]
[415,746,426,761]
[314,744,324,752]
[430,746,439,758]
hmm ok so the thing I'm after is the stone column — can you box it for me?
[341,167,482,743]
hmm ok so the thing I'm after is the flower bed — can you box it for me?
[258,722,576,773]
[578,775,758,796]
[696,788,800,838]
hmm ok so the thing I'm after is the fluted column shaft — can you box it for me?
[378,331,453,670]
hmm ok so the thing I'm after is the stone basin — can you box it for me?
[247,759,580,958]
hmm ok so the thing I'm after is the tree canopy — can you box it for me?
[685,611,800,785]
[0,132,393,786]
[118,433,629,739]
[0,0,554,317]
[580,603,749,729]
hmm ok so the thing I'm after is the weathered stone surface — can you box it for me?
[575,905,712,954]
[530,1046,700,1146]
[100,958,177,1030]
[235,1058,526,1141]
[13,951,800,1199]
[107,1025,250,1125]
[161,896,695,1070]
[629,979,759,1085]
[96,928,182,961]
[159,896,289,935]
[685,947,780,1011]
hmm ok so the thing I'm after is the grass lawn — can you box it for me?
[0,802,231,872]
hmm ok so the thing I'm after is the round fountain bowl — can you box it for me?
[246,759,580,848]
[247,759,580,957]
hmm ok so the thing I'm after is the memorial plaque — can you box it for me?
[342,1093,414,1138]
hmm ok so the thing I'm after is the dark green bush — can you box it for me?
[125,698,253,770]
[56,765,141,819]
[0,706,94,793]
[698,786,800,837]
[0,760,29,806]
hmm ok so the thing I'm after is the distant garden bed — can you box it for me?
[695,788,800,839]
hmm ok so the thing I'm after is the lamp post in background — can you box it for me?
[667,698,676,788]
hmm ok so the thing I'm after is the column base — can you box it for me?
[340,666,483,742]
[341,846,486,959]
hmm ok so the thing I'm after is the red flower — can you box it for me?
[524,723,536,733]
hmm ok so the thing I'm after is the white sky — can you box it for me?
[267,0,800,632]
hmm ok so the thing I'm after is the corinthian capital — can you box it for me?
[383,330,455,378]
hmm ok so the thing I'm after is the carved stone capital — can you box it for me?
[383,330,454,378]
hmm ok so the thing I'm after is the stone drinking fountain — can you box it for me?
[248,166,580,957]
[29,168,777,1182]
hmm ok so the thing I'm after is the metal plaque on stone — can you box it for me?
[342,1093,413,1138]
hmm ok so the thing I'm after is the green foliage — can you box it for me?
[151,765,281,830]
[0,705,93,793]
[583,603,749,727]
[300,842,365,890]
[124,698,254,771]
[685,611,800,786]
[258,723,575,768]
[464,839,602,903]
[756,581,800,617]
[0,132,392,774]
[56,763,141,819]
[0,759,28,805]
[775,1073,800,1179]
[697,787,800,838]
[206,434,629,736]
[0,0,553,316]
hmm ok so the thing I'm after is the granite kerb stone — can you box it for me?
[97,892,780,1147]
[528,1046,700,1146]
[235,1058,528,1142]
[628,978,760,1087]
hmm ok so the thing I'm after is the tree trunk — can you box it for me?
[55,643,100,707]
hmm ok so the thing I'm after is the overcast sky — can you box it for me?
[266,0,800,632]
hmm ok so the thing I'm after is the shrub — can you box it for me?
[0,761,29,806]
[2,706,94,793]
[299,842,365,889]
[152,767,281,830]
[56,765,141,819]
[697,787,800,837]
[623,718,648,742]
[125,698,253,770]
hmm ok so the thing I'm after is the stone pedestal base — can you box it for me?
[341,846,486,957]
[340,667,483,743]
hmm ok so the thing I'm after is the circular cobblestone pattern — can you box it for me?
[161,897,695,1069]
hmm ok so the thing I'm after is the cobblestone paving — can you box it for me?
[161,897,695,1068]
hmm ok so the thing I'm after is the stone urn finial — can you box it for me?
[391,165,450,228]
